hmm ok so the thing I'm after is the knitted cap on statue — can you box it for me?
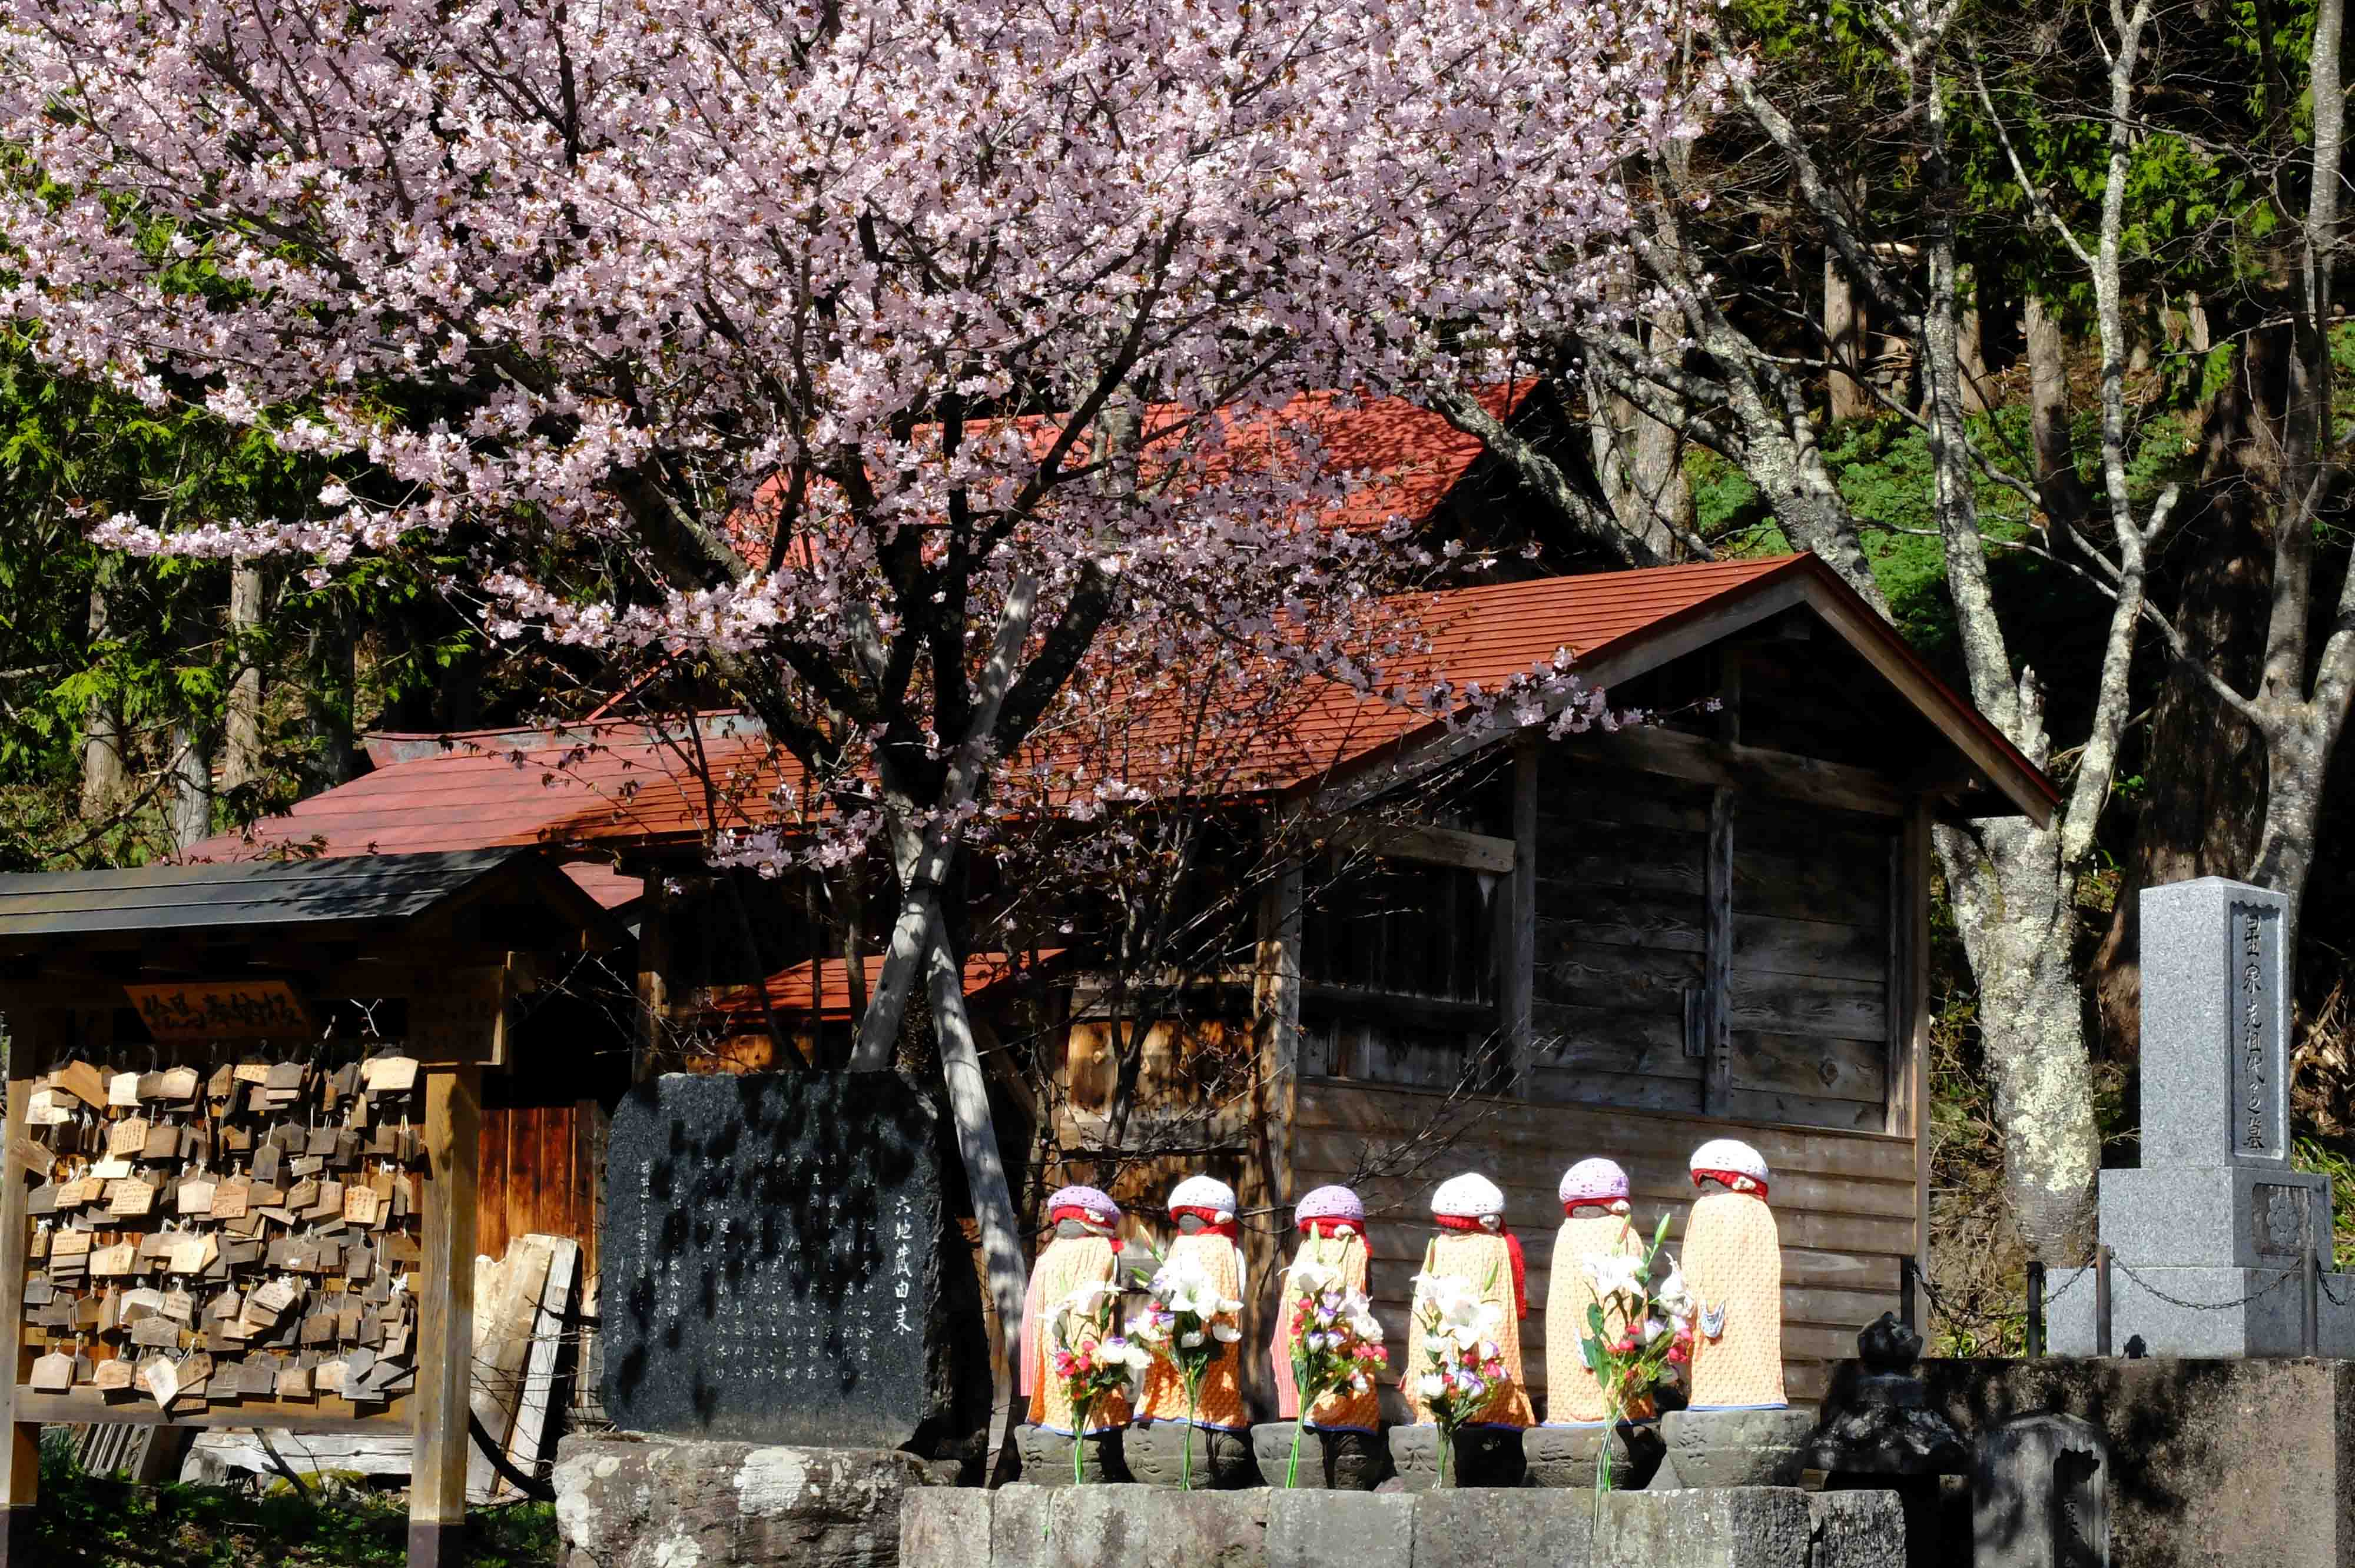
[1683,1140,1786,1409]
[1136,1172,1250,1430]
[1545,1159,1648,1424]
[1406,1172,1533,1428]
[1273,1185,1381,1428]
[1021,1185,1130,1433]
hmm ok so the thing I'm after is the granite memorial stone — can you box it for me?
[1972,1413,2107,1568]
[602,1071,944,1446]
[2050,878,2355,1355]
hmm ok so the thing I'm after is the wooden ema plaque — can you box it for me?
[6,1043,449,1436]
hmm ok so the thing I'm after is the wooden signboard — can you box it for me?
[124,982,313,1042]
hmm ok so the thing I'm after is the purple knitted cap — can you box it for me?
[1293,1185,1365,1225]
[1047,1185,1120,1224]
[1558,1158,1630,1207]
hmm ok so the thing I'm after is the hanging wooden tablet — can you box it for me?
[298,1311,335,1347]
[104,1117,147,1158]
[342,1186,382,1227]
[107,1178,155,1220]
[363,1055,419,1095]
[90,1154,131,1181]
[22,1273,51,1308]
[92,1358,134,1393]
[208,1178,248,1221]
[106,1072,140,1109]
[161,1287,195,1324]
[136,1232,175,1264]
[178,1177,217,1217]
[134,1071,166,1102]
[55,1060,107,1109]
[275,1362,314,1400]
[26,1089,68,1127]
[141,1122,178,1161]
[314,1357,348,1394]
[159,1066,199,1104]
[304,1125,339,1158]
[250,1143,281,1184]
[29,1350,74,1393]
[89,1243,136,1278]
[27,1182,57,1219]
[176,1352,213,1401]
[168,1234,216,1275]
[306,1181,344,1222]
[223,1238,263,1269]
[220,1124,251,1154]
[208,1288,242,1323]
[207,1064,236,1102]
[237,1354,280,1397]
[129,1316,180,1350]
[140,1356,179,1410]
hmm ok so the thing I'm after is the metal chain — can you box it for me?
[2041,1263,2087,1305]
[2109,1257,2300,1313]
[2323,1271,2351,1308]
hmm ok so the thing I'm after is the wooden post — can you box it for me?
[1504,737,1538,1087]
[410,1062,483,1568]
[0,1011,58,1568]
[633,873,671,1082]
[1246,862,1305,1403]
[1701,788,1734,1113]
[1896,802,1934,1288]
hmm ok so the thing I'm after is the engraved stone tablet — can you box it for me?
[602,1071,947,1447]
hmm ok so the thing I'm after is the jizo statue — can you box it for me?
[1133,1175,1251,1433]
[1019,1184,1132,1435]
[1404,1172,1533,1427]
[1545,1158,1650,1424]
[1681,1138,1787,1410]
[1272,1183,1381,1432]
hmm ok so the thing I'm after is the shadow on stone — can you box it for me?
[1385,1424,1527,1491]
[1251,1423,1392,1490]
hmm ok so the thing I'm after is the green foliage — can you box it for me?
[2294,1138,2355,1271]
[29,1452,556,1568]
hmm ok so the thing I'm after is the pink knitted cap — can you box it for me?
[1558,1158,1630,1207]
[1293,1185,1365,1225]
[1047,1185,1120,1225]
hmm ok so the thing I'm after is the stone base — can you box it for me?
[1521,1421,1664,1490]
[1119,1420,1255,1489]
[1016,1425,1131,1487]
[553,1432,939,1568]
[1249,1423,1392,1490]
[1384,1424,1525,1491]
[1659,1407,1813,1488]
[2046,1262,2355,1356]
[2096,1164,2334,1270]
[1822,1355,2355,1568]
[906,1483,1902,1568]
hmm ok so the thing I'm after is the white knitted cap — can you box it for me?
[1169,1174,1239,1220]
[1431,1172,1505,1221]
[1689,1138,1770,1185]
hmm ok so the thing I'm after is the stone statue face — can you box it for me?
[1696,1177,1732,1194]
[1176,1213,1207,1234]
[1569,1202,1614,1218]
[1054,1217,1091,1239]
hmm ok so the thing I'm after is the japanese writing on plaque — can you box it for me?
[125,981,313,1041]
[2231,901,2283,1160]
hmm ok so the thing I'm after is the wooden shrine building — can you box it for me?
[0,849,612,1567]
[171,552,2058,1423]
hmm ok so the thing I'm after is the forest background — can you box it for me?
[2,0,2353,1351]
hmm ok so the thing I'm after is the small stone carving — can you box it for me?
[1682,1138,1786,1410]
[1660,1405,1815,1487]
[1807,1313,1968,1477]
[1523,1418,1666,1490]
[1973,1413,2108,1568]
[1385,1421,1527,1491]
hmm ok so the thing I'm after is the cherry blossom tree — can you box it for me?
[0,0,1703,1450]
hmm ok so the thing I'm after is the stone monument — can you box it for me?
[601,1071,947,1446]
[1972,1413,2108,1568]
[2049,878,2355,1356]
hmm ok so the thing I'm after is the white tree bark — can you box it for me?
[223,564,265,793]
[79,574,125,817]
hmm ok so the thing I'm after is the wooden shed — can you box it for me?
[189,552,2058,1414]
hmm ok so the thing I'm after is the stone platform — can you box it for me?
[904,1483,1902,1568]
[1818,1355,2355,1568]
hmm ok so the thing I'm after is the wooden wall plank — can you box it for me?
[1729,1031,1888,1105]
[1727,972,1888,1039]
[1732,914,1888,983]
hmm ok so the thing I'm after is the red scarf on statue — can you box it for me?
[1434,1214,1525,1318]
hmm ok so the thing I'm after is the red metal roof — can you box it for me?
[705,949,1062,1023]
[185,554,2057,868]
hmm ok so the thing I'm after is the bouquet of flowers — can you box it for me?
[1123,1250,1244,1489]
[1045,1281,1148,1489]
[1407,1270,1511,1489]
[1578,1213,1699,1498]
[1277,1258,1389,1487]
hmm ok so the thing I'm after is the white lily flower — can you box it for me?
[1180,1331,1205,1349]
[1583,1252,1647,1299]
[1287,1260,1341,1291]
[1418,1373,1447,1399]
[1211,1323,1240,1343]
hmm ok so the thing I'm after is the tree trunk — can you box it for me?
[1590,303,1693,556]
[168,616,214,852]
[303,605,362,790]
[79,575,125,817]
[1959,265,1992,415]
[2025,294,2092,529]
[1826,247,1872,421]
[1941,816,2101,1259]
[223,564,266,793]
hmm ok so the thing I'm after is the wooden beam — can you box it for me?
[1328,820,1514,875]
[1504,738,1538,1084]
[1245,860,1305,1403]
[1898,802,1934,1310]
[9,1393,413,1432]
[410,1062,483,1568]
[633,874,671,1082]
[1703,790,1734,1112]
[1567,724,1910,817]
[0,1010,53,1568]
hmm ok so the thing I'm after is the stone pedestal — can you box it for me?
[553,1432,938,1568]
[1972,1413,2108,1568]
[1521,1421,1664,1490]
[1249,1423,1391,1490]
[1016,1425,1131,1486]
[1659,1408,1813,1489]
[1384,1424,1526,1491]
[1119,1420,1255,1489]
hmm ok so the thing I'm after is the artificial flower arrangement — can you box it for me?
[1406,1269,1512,1489]
[1276,1257,1389,1487]
[1577,1213,1699,1496]
[1044,1280,1150,1488]
[1123,1248,1245,1490]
